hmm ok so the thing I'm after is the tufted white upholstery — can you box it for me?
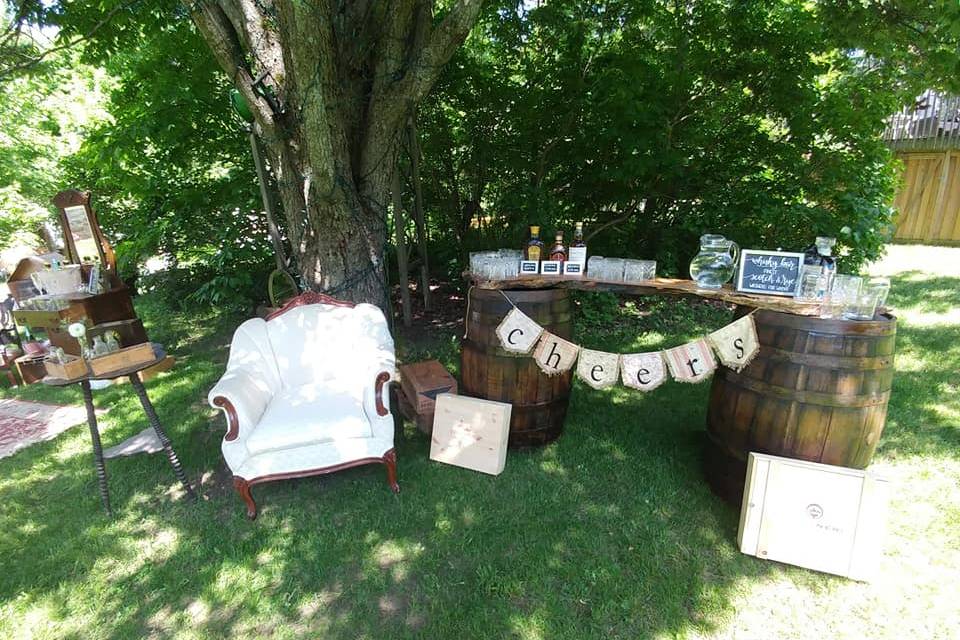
[208,294,398,518]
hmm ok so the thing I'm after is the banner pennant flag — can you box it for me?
[663,338,717,384]
[496,307,544,354]
[707,314,759,372]
[533,332,580,376]
[576,349,621,389]
[620,351,667,392]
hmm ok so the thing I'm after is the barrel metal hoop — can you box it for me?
[719,369,892,408]
[757,345,895,370]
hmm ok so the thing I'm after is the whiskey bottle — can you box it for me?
[525,225,544,261]
[568,222,587,264]
[549,231,567,262]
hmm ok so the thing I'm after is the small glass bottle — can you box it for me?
[92,335,110,357]
[568,222,587,264]
[549,231,567,262]
[524,226,544,261]
[104,331,120,353]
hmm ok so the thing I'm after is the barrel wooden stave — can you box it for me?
[461,288,572,447]
[704,308,896,504]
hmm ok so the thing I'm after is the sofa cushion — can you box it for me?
[245,384,373,456]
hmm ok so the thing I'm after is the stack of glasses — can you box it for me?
[470,250,522,280]
[810,275,891,320]
[587,257,656,283]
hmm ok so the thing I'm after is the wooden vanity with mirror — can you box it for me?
[6,190,152,378]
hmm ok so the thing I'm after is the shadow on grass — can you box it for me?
[0,291,777,639]
[876,272,960,460]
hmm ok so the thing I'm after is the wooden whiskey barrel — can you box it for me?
[461,287,573,447]
[704,307,896,504]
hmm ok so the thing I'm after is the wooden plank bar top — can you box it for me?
[467,275,823,316]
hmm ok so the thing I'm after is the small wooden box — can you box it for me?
[738,452,890,581]
[88,342,156,377]
[13,306,85,330]
[399,360,457,415]
[49,319,148,356]
[430,394,511,475]
[44,355,89,380]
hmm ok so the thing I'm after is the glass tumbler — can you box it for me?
[797,270,822,302]
[587,256,606,278]
[623,259,657,283]
[843,288,882,321]
[639,260,656,280]
[865,277,891,310]
[831,275,863,319]
[602,258,626,282]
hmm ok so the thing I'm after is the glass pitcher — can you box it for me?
[689,234,740,289]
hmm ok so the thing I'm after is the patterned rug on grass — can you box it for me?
[0,398,99,459]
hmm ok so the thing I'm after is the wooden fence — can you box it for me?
[892,151,960,244]
[884,92,960,244]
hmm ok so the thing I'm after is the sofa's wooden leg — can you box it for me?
[233,477,258,519]
[383,449,400,494]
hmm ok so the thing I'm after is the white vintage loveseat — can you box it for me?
[208,292,398,519]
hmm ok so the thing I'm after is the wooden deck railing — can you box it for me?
[883,91,960,151]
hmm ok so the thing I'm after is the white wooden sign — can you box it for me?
[540,260,562,276]
[520,260,540,275]
[738,452,890,581]
[430,394,511,475]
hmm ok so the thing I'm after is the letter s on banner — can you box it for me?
[707,314,759,372]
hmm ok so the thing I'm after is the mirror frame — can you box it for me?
[51,190,116,270]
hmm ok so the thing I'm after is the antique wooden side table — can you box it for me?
[43,351,196,515]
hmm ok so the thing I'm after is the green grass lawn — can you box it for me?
[1,246,958,639]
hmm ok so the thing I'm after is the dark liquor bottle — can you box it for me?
[549,231,567,262]
[525,226,544,261]
[568,222,586,264]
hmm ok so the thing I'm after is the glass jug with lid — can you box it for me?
[689,234,740,289]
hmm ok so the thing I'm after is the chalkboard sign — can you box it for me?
[735,250,805,297]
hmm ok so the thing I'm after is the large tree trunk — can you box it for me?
[188,0,482,307]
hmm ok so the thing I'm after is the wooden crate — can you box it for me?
[14,355,47,384]
[88,342,156,377]
[429,394,511,475]
[738,452,890,581]
[49,319,149,356]
[399,360,457,415]
[13,306,85,330]
[44,355,89,380]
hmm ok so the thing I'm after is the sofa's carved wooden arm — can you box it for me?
[374,371,391,416]
[212,396,240,441]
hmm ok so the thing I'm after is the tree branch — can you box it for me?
[0,0,137,81]
[361,0,483,179]
[186,0,279,136]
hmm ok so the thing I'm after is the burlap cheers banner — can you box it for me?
[494,301,760,392]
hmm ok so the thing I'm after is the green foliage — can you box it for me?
[0,47,110,250]
[63,11,275,307]
[418,0,959,275]
[1,250,959,638]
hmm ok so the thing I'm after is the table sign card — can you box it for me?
[563,261,584,277]
[736,250,805,297]
[430,394,511,475]
[540,260,562,276]
[520,260,540,275]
